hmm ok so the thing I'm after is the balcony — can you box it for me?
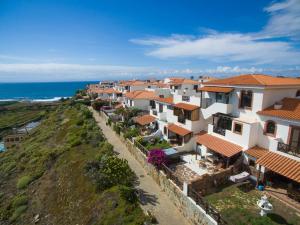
[213,126,226,136]
[201,99,233,119]
[277,142,300,157]
[178,116,186,124]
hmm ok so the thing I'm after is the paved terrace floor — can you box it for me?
[91,108,190,225]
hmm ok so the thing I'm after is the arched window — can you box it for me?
[296,90,300,97]
[265,120,276,136]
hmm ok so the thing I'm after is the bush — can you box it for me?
[86,155,135,191]
[17,176,32,189]
[119,185,137,203]
[113,124,121,135]
[12,195,28,208]
[147,149,166,168]
[99,142,114,156]
[124,128,139,139]
[107,118,112,126]
[9,205,27,222]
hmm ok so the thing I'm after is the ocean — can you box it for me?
[0,81,96,101]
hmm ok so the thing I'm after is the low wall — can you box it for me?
[118,133,217,225]
[190,167,234,196]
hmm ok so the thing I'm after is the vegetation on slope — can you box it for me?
[0,102,57,138]
[0,102,146,225]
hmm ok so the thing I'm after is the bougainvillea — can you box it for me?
[147,149,166,167]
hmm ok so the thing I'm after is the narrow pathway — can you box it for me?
[91,109,190,225]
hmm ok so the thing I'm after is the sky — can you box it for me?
[0,0,300,82]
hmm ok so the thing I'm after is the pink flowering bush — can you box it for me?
[147,149,166,167]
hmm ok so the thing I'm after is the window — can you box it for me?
[264,120,276,136]
[233,122,243,135]
[164,126,167,135]
[240,90,253,108]
[296,90,300,97]
[193,85,198,90]
[182,96,190,102]
[216,93,223,103]
[149,100,156,109]
[167,105,174,110]
[159,103,163,113]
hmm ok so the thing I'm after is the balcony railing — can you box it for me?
[277,142,300,157]
[151,109,158,116]
[213,126,226,136]
[178,116,186,124]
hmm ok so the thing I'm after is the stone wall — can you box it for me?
[190,167,234,196]
[99,111,218,225]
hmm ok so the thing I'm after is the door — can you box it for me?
[290,127,300,154]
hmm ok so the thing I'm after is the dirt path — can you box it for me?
[91,109,190,225]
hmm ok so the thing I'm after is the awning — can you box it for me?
[198,86,233,93]
[174,102,199,111]
[257,152,300,183]
[196,133,242,157]
[245,146,268,159]
[168,124,192,136]
[135,115,156,126]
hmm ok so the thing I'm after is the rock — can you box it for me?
[34,214,40,223]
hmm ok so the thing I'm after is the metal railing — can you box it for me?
[213,126,226,136]
[188,188,227,225]
[161,163,183,190]
[277,142,300,157]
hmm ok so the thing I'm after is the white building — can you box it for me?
[193,74,300,184]
[123,90,159,111]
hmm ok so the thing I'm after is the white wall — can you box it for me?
[132,99,151,110]
[262,88,299,109]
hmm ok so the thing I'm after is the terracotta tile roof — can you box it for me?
[103,88,122,94]
[169,78,199,85]
[245,146,268,159]
[135,115,156,126]
[257,98,300,121]
[199,86,233,93]
[156,97,173,104]
[257,151,300,183]
[168,124,192,136]
[196,133,243,157]
[125,90,158,100]
[205,74,300,87]
[174,102,200,111]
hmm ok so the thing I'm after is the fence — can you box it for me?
[133,139,148,156]
[188,187,227,225]
[161,163,183,190]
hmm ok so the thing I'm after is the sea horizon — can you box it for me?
[0,81,98,101]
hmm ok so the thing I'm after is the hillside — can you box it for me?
[0,102,58,138]
[0,102,146,225]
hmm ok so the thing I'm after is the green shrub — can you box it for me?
[107,118,112,126]
[113,124,121,135]
[12,195,28,208]
[119,185,137,203]
[99,142,114,156]
[9,205,27,222]
[123,128,139,139]
[85,154,135,191]
[17,176,32,189]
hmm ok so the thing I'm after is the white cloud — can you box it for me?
[131,33,300,65]
[131,0,300,65]
[0,63,152,82]
[263,0,300,39]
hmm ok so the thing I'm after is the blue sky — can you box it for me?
[0,0,299,82]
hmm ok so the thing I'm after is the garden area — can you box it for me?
[205,182,300,225]
[135,137,171,151]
